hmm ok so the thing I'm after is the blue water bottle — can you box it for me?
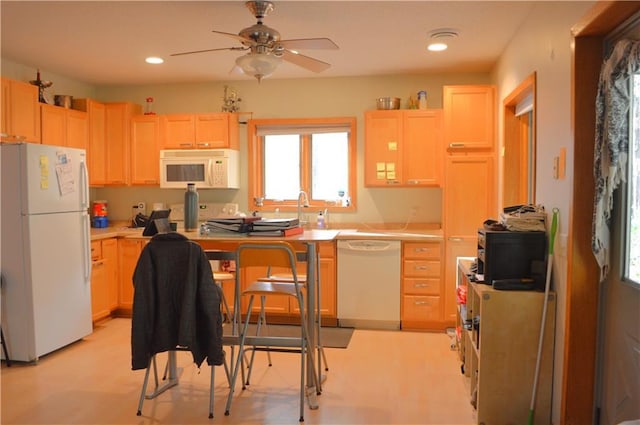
[184,183,199,231]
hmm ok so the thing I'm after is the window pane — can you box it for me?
[264,134,300,200]
[627,74,640,284]
[311,132,349,202]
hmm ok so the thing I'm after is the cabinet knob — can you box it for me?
[449,143,465,148]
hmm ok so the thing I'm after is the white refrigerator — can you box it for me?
[1,143,93,362]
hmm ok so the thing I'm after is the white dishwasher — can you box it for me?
[337,239,401,330]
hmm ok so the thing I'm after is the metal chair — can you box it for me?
[224,242,319,422]
[132,232,227,419]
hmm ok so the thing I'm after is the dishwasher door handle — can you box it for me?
[340,240,399,252]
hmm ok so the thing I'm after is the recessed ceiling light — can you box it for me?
[426,28,459,52]
[428,43,448,52]
[145,57,164,64]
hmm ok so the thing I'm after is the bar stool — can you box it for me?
[212,268,235,323]
[224,242,319,422]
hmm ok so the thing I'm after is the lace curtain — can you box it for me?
[592,39,640,281]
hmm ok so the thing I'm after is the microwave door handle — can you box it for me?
[206,159,215,185]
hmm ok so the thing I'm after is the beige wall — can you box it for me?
[492,1,594,422]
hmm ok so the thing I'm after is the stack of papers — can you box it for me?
[202,216,261,234]
[248,218,303,236]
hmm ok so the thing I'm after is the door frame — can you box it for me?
[567,2,640,424]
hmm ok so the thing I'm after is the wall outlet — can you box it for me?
[136,202,146,216]
[409,207,418,217]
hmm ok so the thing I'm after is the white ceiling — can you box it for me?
[1,1,539,86]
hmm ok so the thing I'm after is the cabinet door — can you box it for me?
[2,78,41,143]
[83,100,107,185]
[40,104,66,146]
[118,239,144,310]
[241,266,291,314]
[163,114,195,149]
[105,103,140,185]
[195,113,231,149]
[102,238,119,311]
[364,110,403,186]
[66,109,88,150]
[131,115,161,185]
[444,236,476,326]
[403,110,442,186]
[91,256,109,322]
[444,154,495,237]
[1,78,9,140]
[444,85,496,150]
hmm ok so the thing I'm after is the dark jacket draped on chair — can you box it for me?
[131,232,224,370]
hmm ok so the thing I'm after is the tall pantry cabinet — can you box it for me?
[442,85,497,327]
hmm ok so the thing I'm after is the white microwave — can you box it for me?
[159,149,240,189]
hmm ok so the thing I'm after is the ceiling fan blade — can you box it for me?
[282,50,331,73]
[171,46,246,57]
[212,30,254,45]
[280,38,339,50]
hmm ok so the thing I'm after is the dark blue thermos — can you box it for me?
[184,183,199,231]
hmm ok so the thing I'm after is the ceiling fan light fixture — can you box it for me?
[236,51,282,81]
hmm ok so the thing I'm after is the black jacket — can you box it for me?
[131,232,224,370]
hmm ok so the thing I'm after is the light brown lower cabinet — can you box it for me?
[117,238,147,311]
[401,241,443,330]
[90,238,118,322]
[118,239,337,322]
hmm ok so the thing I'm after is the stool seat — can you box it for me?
[213,272,235,281]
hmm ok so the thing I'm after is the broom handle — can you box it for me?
[528,208,558,425]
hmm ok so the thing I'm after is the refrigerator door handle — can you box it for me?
[83,213,92,283]
[80,160,89,210]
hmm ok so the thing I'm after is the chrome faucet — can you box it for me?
[297,190,310,224]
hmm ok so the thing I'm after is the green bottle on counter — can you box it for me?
[184,183,199,231]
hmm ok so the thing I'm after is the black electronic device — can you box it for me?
[477,229,546,289]
[142,209,172,236]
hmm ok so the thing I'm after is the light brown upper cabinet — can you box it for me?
[364,109,442,187]
[1,77,41,143]
[444,85,496,151]
[162,113,239,150]
[73,99,107,186]
[104,102,142,186]
[130,115,161,185]
[40,103,88,149]
[502,73,536,208]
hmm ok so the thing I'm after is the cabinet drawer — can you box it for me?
[318,241,335,259]
[403,295,441,322]
[403,278,440,295]
[91,240,102,261]
[404,242,441,259]
[404,259,440,277]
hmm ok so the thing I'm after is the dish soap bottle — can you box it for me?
[184,183,199,231]
[316,210,325,229]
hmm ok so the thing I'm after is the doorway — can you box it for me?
[595,17,640,425]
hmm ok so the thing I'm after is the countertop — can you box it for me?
[91,226,443,242]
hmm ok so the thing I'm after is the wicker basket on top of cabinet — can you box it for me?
[401,241,444,330]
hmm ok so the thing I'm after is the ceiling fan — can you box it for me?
[171,1,339,82]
